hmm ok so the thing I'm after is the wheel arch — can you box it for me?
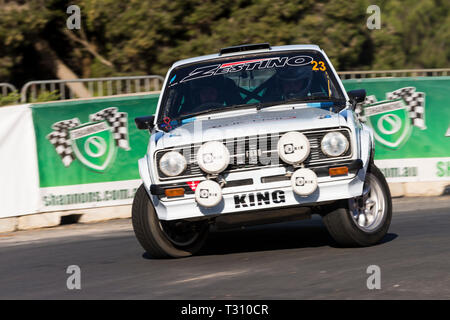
[359,123,375,178]
[138,155,153,193]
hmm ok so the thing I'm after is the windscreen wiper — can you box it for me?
[257,96,347,110]
[178,103,264,121]
[157,103,261,127]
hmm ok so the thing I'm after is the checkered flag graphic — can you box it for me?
[46,118,80,167]
[386,87,415,101]
[386,87,426,129]
[89,107,130,150]
[355,95,377,122]
[355,87,426,129]
[89,107,117,122]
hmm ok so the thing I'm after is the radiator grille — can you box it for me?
[155,128,352,180]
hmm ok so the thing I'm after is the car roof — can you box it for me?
[171,44,322,69]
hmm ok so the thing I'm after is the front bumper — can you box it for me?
[148,160,365,221]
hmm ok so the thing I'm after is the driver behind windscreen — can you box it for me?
[189,77,225,112]
[274,65,313,100]
[198,85,220,105]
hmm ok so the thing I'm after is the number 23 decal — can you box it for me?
[311,60,326,71]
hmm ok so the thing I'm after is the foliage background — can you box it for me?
[0,0,449,87]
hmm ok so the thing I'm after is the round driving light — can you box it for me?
[291,168,318,196]
[277,131,310,165]
[321,132,349,157]
[196,141,230,174]
[159,151,187,177]
[195,180,222,207]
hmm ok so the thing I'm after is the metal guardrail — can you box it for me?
[20,75,164,103]
[338,68,450,80]
[0,83,17,97]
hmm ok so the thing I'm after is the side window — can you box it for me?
[165,87,186,118]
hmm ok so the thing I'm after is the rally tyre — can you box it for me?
[322,164,392,247]
[132,184,209,258]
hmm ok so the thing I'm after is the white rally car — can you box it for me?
[133,43,392,258]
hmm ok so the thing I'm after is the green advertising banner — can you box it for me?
[31,93,158,210]
[343,77,450,182]
[29,77,449,212]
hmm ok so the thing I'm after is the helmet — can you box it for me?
[188,76,224,108]
[276,66,313,98]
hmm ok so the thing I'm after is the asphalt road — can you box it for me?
[0,196,449,300]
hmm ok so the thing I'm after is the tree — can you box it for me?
[0,0,448,89]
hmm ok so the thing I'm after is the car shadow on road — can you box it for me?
[196,218,398,256]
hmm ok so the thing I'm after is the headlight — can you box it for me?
[277,131,310,165]
[159,151,187,177]
[197,141,230,174]
[321,132,349,157]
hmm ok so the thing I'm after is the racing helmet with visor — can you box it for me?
[276,65,313,99]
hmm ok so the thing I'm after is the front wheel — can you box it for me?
[132,184,209,258]
[322,164,392,247]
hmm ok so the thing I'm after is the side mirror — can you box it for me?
[347,89,367,105]
[135,115,155,130]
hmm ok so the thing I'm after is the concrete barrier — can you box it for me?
[18,212,61,231]
[0,205,131,233]
[0,217,18,233]
[387,182,449,198]
[403,181,449,197]
[387,183,405,198]
[0,181,448,233]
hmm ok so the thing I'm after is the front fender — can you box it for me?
[358,123,374,180]
[138,130,162,192]
[138,155,152,192]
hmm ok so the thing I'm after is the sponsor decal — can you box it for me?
[198,188,218,198]
[47,107,130,172]
[187,181,200,191]
[284,143,305,154]
[210,116,297,128]
[180,56,314,83]
[295,176,315,186]
[357,87,426,149]
[43,187,137,207]
[234,190,285,208]
[437,161,450,177]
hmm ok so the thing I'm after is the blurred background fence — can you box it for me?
[0,83,17,95]
[338,68,450,80]
[0,82,17,97]
[19,75,164,103]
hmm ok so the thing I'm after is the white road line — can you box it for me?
[169,270,249,284]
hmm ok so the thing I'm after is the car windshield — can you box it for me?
[158,50,345,125]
